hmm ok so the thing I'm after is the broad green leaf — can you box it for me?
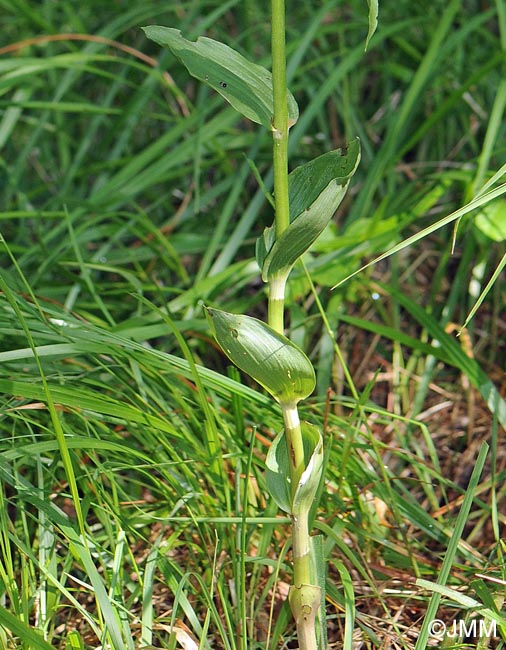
[206,308,315,403]
[257,139,360,280]
[474,199,506,241]
[142,26,299,129]
[292,423,323,515]
[288,139,360,219]
[265,430,291,513]
[260,181,349,281]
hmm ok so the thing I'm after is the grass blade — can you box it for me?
[414,441,489,650]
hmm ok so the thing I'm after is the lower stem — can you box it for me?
[281,402,320,650]
[292,508,312,585]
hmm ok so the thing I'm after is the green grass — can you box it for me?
[1,1,506,648]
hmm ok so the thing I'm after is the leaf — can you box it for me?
[474,199,506,241]
[0,377,183,438]
[332,560,355,650]
[386,285,506,428]
[365,0,379,51]
[265,430,291,513]
[292,423,323,515]
[265,423,323,515]
[332,168,506,292]
[459,252,506,332]
[261,182,349,281]
[206,308,315,404]
[255,224,276,273]
[257,139,361,280]
[66,631,86,650]
[311,535,328,650]
[142,26,299,129]
[288,139,361,219]
[0,605,54,650]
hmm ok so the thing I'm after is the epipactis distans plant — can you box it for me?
[143,4,360,648]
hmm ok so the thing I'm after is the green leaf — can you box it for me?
[142,26,299,129]
[292,423,323,515]
[265,423,323,515]
[261,182,348,281]
[311,535,328,650]
[66,631,86,650]
[365,0,379,51]
[470,578,502,614]
[416,583,506,630]
[459,252,506,332]
[255,224,276,273]
[332,560,355,650]
[206,308,315,404]
[0,605,54,650]
[385,285,506,428]
[474,199,506,241]
[288,139,360,219]
[258,139,361,280]
[265,430,291,513]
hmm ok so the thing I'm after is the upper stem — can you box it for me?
[271,0,290,259]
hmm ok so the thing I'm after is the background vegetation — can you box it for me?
[1,0,506,648]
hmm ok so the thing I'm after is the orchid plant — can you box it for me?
[143,3,366,646]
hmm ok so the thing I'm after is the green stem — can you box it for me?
[270,0,290,335]
[271,0,290,241]
[281,401,305,490]
[271,3,320,648]
[291,508,320,650]
[281,401,320,650]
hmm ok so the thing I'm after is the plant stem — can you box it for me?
[281,401,305,489]
[268,272,288,333]
[281,404,316,618]
[281,404,321,650]
[270,0,290,335]
[271,0,290,240]
[271,3,321,648]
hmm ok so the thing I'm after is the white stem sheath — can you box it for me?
[281,401,300,430]
[270,273,288,301]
